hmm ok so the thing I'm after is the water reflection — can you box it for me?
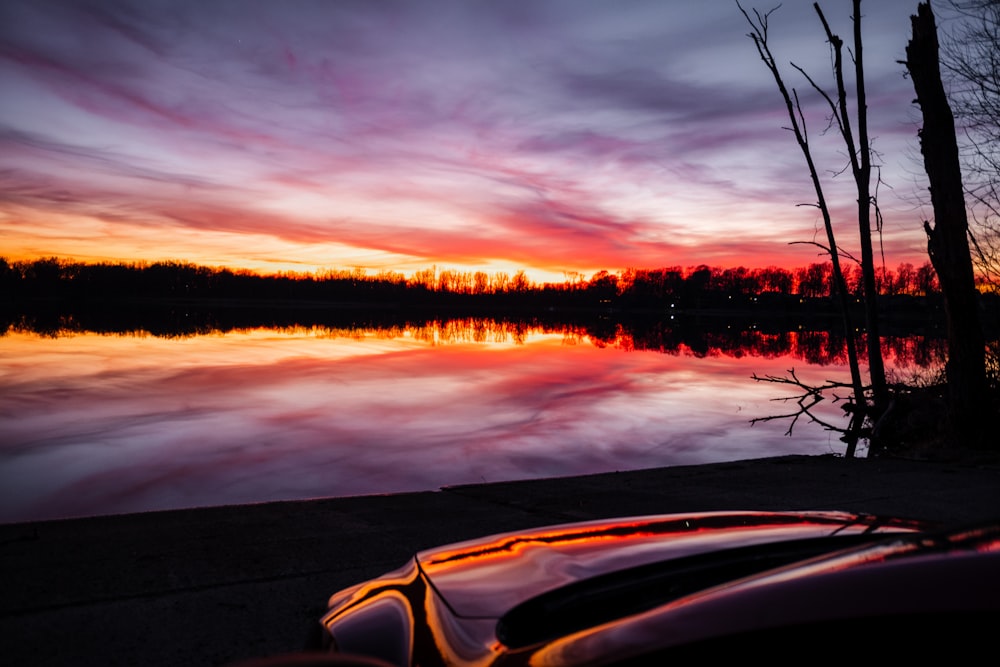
[0,319,945,523]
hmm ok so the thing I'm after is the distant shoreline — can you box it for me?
[3,294,957,341]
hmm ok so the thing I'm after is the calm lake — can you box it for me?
[0,317,943,523]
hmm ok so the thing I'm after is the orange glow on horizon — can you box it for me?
[2,201,934,285]
[3,243,932,288]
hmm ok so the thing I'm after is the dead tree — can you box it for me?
[784,1,891,421]
[905,2,991,449]
[739,2,869,455]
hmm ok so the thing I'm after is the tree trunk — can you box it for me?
[905,2,990,449]
[847,0,888,415]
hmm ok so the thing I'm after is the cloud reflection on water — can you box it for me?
[1,328,858,522]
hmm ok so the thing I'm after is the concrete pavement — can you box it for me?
[3,454,1000,667]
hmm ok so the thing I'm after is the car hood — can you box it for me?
[414,510,924,618]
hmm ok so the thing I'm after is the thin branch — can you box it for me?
[789,240,833,255]
[750,369,859,435]
[791,61,846,138]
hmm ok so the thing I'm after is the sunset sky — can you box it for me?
[0,0,944,282]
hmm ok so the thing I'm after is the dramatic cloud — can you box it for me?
[0,0,930,279]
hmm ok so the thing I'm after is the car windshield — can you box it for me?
[497,521,1000,650]
[495,533,888,648]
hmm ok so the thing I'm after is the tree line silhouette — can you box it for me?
[1,256,949,314]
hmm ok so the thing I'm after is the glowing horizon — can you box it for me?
[1,1,937,282]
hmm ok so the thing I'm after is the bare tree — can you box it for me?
[739,1,894,454]
[940,0,1000,287]
[738,2,869,454]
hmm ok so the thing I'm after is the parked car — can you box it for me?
[299,510,1000,665]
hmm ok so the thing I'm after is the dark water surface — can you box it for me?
[0,320,941,523]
